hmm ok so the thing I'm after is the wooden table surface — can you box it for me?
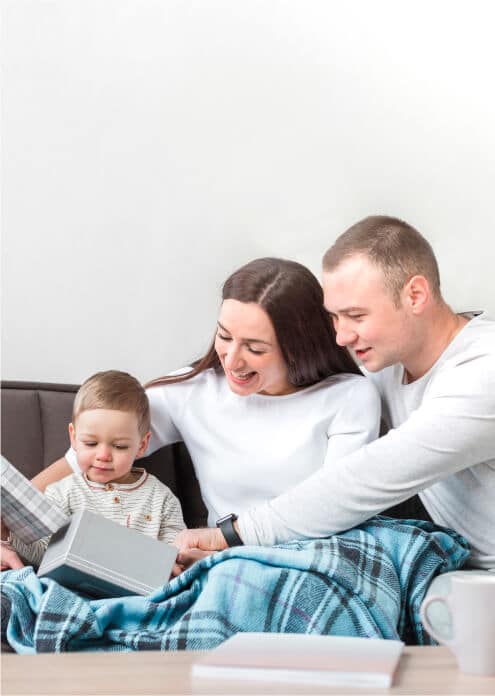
[2,646,495,695]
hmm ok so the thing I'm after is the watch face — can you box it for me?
[216,513,237,525]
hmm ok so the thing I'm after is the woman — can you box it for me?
[35,258,381,532]
[140,258,379,527]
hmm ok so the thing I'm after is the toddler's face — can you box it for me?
[69,409,150,484]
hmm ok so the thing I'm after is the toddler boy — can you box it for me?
[7,370,185,567]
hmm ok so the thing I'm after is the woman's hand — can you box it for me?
[174,527,228,553]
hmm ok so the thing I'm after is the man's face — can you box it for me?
[322,255,412,372]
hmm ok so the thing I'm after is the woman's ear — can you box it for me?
[403,275,430,315]
[137,431,151,458]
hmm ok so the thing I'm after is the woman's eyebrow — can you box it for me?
[217,322,272,345]
[216,321,230,333]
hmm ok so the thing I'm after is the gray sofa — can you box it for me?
[0,380,430,526]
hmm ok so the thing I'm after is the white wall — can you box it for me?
[2,0,494,384]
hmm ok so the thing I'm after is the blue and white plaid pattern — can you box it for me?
[1,516,469,653]
[0,457,69,544]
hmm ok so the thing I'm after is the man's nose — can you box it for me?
[334,320,358,347]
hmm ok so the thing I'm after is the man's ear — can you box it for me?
[68,422,77,449]
[403,275,430,315]
[137,431,151,458]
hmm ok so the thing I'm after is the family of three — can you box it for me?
[1,215,494,611]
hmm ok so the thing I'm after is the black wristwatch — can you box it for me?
[216,513,244,547]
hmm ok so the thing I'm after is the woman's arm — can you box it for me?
[31,457,72,492]
[145,385,184,455]
[321,376,381,466]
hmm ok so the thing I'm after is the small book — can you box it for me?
[193,633,404,688]
[0,456,70,544]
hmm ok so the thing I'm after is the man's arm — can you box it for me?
[174,377,381,555]
[177,356,495,551]
[31,457,72,492]
[239,357,495,546]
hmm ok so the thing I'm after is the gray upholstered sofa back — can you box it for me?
[0,381,208,529]
[1,381,429,529]
[1,381,78,477]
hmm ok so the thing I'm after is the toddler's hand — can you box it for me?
[0,541,24,571]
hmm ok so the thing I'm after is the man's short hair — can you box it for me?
[73,370,150,436]
[322,215,441,303]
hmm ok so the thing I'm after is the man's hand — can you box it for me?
[174,527,229,553]
[171,548,213,577]
[171,527,230,577]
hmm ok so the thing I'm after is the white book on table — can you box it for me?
[192,633,404,688]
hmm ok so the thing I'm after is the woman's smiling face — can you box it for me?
[214,299,296,397]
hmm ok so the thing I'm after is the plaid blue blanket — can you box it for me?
[1,516,469,653]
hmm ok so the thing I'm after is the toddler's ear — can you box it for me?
[137,431,151,458]
[68,422,77,449]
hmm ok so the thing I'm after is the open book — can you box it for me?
[1,456,70,543]
[193,633,404,688]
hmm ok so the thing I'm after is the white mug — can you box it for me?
[420,572,495,676]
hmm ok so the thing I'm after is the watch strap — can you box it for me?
[216,514,244,547]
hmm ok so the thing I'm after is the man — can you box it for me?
[175,215,495,569]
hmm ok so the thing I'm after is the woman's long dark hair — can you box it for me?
[146,257,360,389]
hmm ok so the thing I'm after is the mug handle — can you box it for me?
[420,594,453,645]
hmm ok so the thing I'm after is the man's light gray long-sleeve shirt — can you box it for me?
[238,313,495,569]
